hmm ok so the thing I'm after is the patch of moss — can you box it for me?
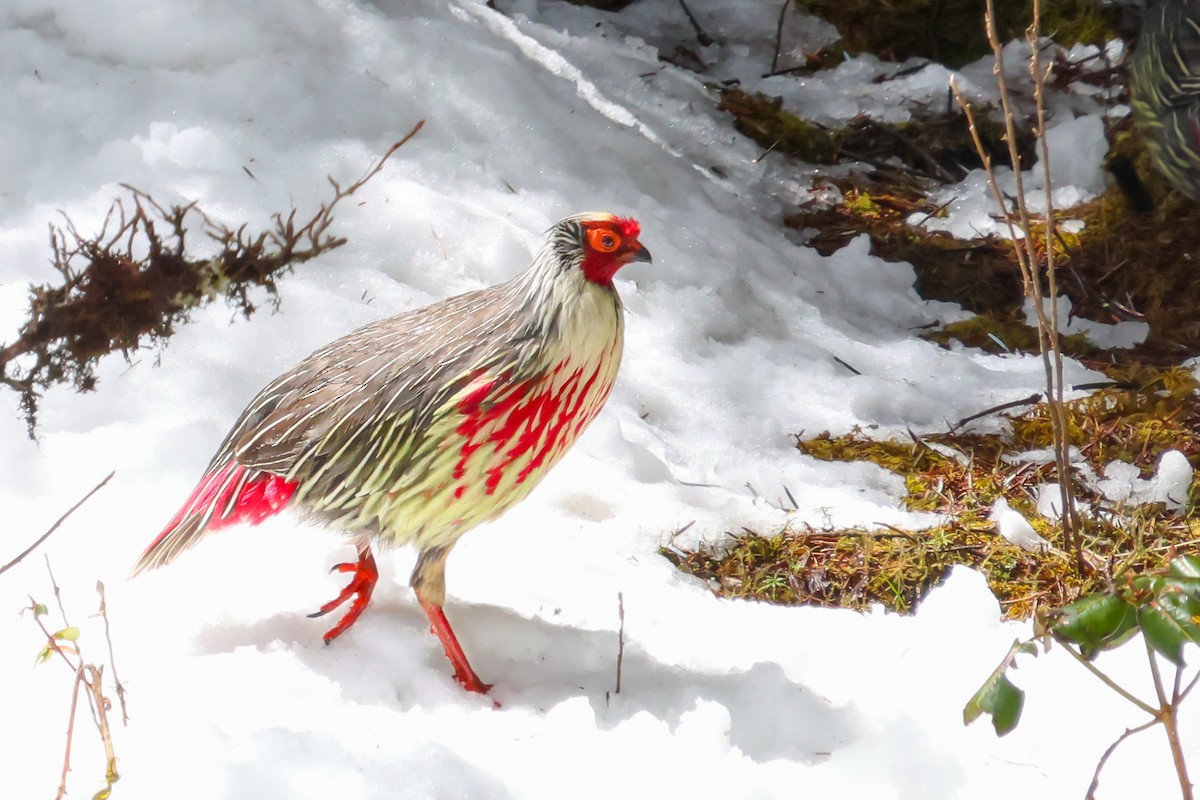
[718,88,1032,180]
[780,112,1200,356]
[794,0,1122,68]
[1044,188,1200,353]
[717,89,838,165]
[785,187,1026,313]
[663,521,1095,618]
[926,313,1100,359]
[667,364,1200,620]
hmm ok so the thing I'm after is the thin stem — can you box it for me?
[0,471,114,577]
[1179,668,1200,702]
[768,0,790,75]
[96,581,129,725]
[1146,642,1194,800]
[676,0,713,46]
[1057,639,1156,715]
[1086,719,1157,800]
[1147,638,1170,708]
[615,591,625,694]
[85,664,120,792]
[56,668,85,800]
[975,0,1077,563]
[1029,0,1080,569]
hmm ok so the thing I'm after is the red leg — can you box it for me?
[308,543,378,644]
[419,598,492,695]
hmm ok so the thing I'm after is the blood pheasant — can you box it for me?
[1131,0,1200,199]
[133,212,650,693]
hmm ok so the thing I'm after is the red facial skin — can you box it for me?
[579,216,651,285]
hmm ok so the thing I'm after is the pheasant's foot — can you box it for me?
[308,544,378,644]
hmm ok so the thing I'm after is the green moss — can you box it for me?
[926,314,1099,359]
[716,89,838,164]
[718,88,1031,178]
[794,0,1122,68]
[668,366,1200,620]
[1040,0,1124,47]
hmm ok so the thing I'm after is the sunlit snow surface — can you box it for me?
[0,2,1192,798]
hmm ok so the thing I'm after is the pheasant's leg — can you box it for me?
[418,598,492,694]
[411,545,491,694]
[308,541,378,644]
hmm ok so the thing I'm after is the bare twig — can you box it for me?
[0,471,114,577]
[83,663,119,796]
[1027,0,1081,568]
[676,0,713,46]
[768,0,791,76]
[46,555,69,622]
[951,1,1080,567]
[56,666,84,800]
[1086,719,1158,800]
[97,580,129,725]
[832,356,861,375]
[951,393,1044,431]
[615,591,626,694]
[1180,669,1200,702]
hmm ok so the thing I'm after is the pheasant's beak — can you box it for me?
[626,241,652,264]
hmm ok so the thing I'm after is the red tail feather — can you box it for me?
[221,469,297,528]
[138,462,297,568]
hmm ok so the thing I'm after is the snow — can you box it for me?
[1096,450,1194,511]
[0,1,1194,799]
[1024,296,1150,350]
[989,498,1052,552]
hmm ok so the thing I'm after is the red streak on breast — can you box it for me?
[481,376,572,494]
[517,362,609,484]
[459,378,496,409]
[449,358,617,501]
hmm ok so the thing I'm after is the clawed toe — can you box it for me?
[309,545,378,643]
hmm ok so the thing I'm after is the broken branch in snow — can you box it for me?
[0,120,425,437]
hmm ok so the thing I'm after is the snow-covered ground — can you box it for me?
[0,1,1193,798]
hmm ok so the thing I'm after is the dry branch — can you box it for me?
[0,471,114,577]
[0,121,424,436]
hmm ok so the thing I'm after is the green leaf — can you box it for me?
[1169,555,1200,580]
[32,603,48,618]
[1139,604,1200,666]
[34,645,52,666]
[52,626,80,641]
[964,640,1028,736]
[1157,590,1200,632]
[1052,593,1139,657]
[1161,577,1200,597]
[965,669,1024,736]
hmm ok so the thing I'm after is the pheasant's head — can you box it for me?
[555,213,651,285]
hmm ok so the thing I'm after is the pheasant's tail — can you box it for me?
[131,461,298,576]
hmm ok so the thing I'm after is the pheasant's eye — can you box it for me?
[587,228,621,253]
